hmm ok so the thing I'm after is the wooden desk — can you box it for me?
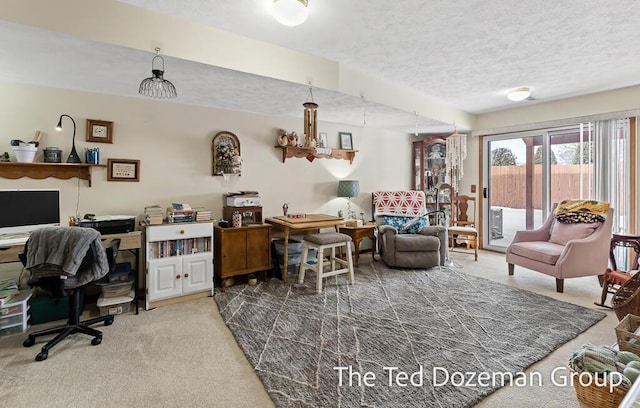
[338,223,377,267]
[265,214,344,283]
[0,231,142,314]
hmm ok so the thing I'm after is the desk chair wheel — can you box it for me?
[35,351,48,361]
[91,336,102,346]
[23,336,35,347]
[104,316,114,326]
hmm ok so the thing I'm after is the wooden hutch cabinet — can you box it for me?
[214,224,272,290]
[412,136,451,224]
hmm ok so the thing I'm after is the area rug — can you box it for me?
[214,263,606,408]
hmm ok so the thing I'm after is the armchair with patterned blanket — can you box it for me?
[506,200,613,293]
[372,191,447,268]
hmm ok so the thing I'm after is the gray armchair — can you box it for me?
[373,191,447,268]
[378,223,446,268]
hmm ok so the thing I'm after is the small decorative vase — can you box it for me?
[232,211,242,227]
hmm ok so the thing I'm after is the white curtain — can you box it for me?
[592,118,630,233]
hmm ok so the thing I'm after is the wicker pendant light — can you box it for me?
[139,48,177,99]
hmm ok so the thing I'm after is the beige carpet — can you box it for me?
[0,250,618,407]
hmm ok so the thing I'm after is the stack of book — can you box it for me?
[0,278,19,306]
[194,208,212,222]
[144,205,164,225]
[166,203,194,223]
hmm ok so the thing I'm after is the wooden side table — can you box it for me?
[610,233,640,272]
[338,223,377,267]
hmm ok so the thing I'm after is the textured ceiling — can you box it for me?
[2,0,640,133]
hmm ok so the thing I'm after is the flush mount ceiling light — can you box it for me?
[507,87,531,102]
[139,47,177,99]
[270,0,309,26]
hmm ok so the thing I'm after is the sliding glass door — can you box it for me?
[482,119,632,252]
[484,134,545,250]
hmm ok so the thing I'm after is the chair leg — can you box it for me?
[596,281,612,308]
[298,242,309,284]
[508,263,514,275]
[556,278,564,293]
[316,246,325,293]
[22,288,110,361]
[346,242,355,285]
[473,236,478,261]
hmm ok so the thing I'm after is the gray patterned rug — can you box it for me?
[214,263,605,408]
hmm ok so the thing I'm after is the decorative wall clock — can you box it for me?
[86,119,113,143]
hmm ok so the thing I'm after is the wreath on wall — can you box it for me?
[212,131,241,176]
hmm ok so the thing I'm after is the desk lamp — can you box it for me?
[56,114,81,163]
[337,180,360,219]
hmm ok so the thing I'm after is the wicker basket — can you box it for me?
[616,314,640,355]
[568,359,627,408]
[612,272,640,321]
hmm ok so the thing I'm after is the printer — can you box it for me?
[77,215,136,235]
[224,191,262,207]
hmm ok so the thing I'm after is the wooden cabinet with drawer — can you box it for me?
[144,222,214,309]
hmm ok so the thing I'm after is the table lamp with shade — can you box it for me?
[337,180,360,219]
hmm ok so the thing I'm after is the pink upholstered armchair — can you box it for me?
[506,203,613,293]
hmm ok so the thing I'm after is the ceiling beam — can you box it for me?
[0,0,475,130]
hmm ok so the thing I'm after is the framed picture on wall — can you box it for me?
[339,132,353,150]
[318,132,328,148]
[107,158,140,182]
[86,119,114,143]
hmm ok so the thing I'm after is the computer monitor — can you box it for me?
[0,189,61,236]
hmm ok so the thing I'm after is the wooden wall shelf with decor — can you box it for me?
[0,162,106,187]
[275,146,358,164]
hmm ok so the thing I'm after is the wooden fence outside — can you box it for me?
[490,164,593,209]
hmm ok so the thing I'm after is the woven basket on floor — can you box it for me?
[612,272,640,321]
[568,360,627,408]
[616,314,640,355]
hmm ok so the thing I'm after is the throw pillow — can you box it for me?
[549,221,599,246]
[381,215,429,234]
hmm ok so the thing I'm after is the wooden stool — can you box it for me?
[298,232,355,293]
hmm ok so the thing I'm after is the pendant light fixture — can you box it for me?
[271,0,309,27]
[56,114,81,163]
[139,47,177,99]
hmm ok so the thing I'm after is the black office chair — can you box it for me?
[19,232,121,361]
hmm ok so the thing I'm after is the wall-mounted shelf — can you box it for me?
[275,146,358,164]
[0,162,106,186]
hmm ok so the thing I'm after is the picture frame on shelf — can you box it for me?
[318,132,328,148]
[107,158,140,182]
[86,119,113,143]
[339,132,353,150]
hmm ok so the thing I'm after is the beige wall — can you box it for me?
[0,81,412,227]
